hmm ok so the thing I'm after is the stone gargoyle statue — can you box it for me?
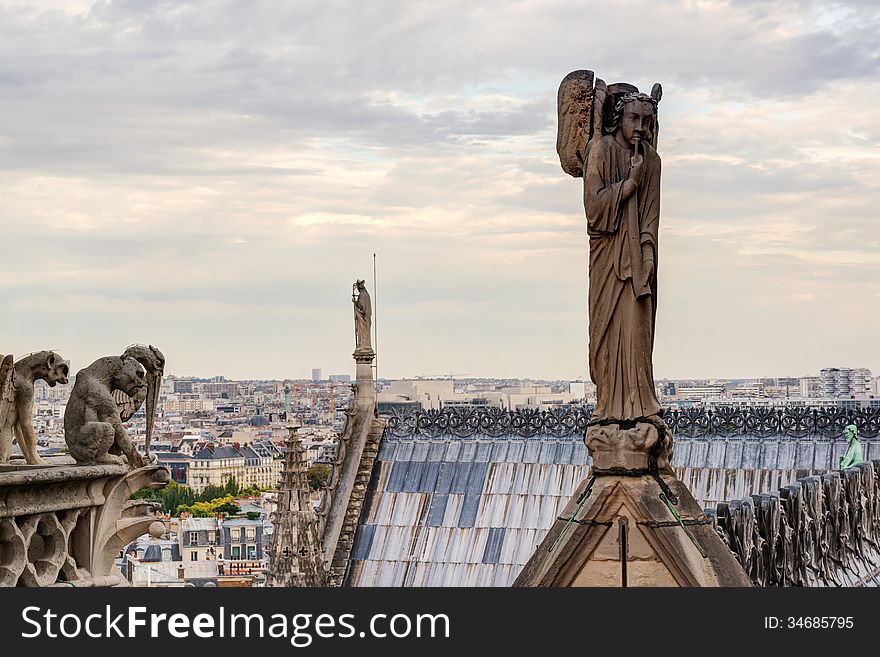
[0,350,70,465]
[63,355,147,467]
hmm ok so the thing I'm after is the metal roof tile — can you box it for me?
[411,441,430,462]
[449,462,473,494]
[434,462,456,494]
[474,441,493,463]
[724,440,744,468]
[458,441,477,463]
[418,461,441,493]
[482,527,506,565]
[506,441,525,462]
[490,442,509,462]
[402,461,423,493]
[351,525,376,561]
[395,441,415,462]
[457,492,481,528]
[386,461,408,493]
[796,441,816,469]
[427,441,447,462]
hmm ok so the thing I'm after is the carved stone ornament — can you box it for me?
[0,463,170,587]
[713,461,880,586]
[585,418,672,471]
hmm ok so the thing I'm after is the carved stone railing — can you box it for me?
[384,406,880,439]
[0,461,170,587]
[712,461,880,587]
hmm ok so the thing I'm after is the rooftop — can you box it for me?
[347,406,880,587]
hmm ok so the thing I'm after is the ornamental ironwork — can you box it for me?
[383,406,880,439]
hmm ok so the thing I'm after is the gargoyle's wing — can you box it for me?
[113,388,140,423]
[0,355,14,430]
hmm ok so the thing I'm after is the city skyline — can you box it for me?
[2,1,879,380]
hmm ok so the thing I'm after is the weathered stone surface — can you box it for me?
[64,355,147,467]
[117,345,165,461]
[0,356,13,458]
[0,351,69,465]
[333,417,384,585]
[513,71,748,587]
[584,86,663,422]
[318,280,386,585]
[586,418,671,470]
[266,427,327,587]
[591,513,656,561]
[556,70,667,423]
[572,556,679,587]
[513,462,751,587]
[714,461,880,586]
[0,461,169,587]
[557,69,595,177]
[352,279,373,355]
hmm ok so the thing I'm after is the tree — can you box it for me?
[131,481,196,516]
[178,495,237,517]
[307,464,330,492]
[224,477,240,497]
[200,484,228,501]
[178,504,212,518]
[214,501,241,516]
[130,474,269,517]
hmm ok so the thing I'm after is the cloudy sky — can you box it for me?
[1,0,879,381]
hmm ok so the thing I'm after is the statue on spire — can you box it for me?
[352,279,373,354]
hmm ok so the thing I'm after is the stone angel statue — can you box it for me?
[557,70,664,423]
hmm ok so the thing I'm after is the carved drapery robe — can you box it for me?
[584,134,662,421]
[354,288,372,351]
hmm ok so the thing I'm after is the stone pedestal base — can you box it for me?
[585,416,671,470]
[513,420,750,587]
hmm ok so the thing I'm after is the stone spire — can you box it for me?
[266,425,327,587]
[317,280,387,585]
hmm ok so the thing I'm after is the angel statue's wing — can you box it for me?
[556,70,595,178]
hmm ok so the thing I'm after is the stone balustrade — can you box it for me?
[0,460,170,587]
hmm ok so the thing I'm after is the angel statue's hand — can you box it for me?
[629,153,645,185]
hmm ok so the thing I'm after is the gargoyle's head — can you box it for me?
[123,344,166,376]
[44,351,69,387]
[114,355,148,398]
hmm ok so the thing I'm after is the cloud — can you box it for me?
[1,0,879,379]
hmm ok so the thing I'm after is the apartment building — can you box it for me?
[186,440,284,493]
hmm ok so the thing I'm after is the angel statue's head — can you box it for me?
[609,91,657,147]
